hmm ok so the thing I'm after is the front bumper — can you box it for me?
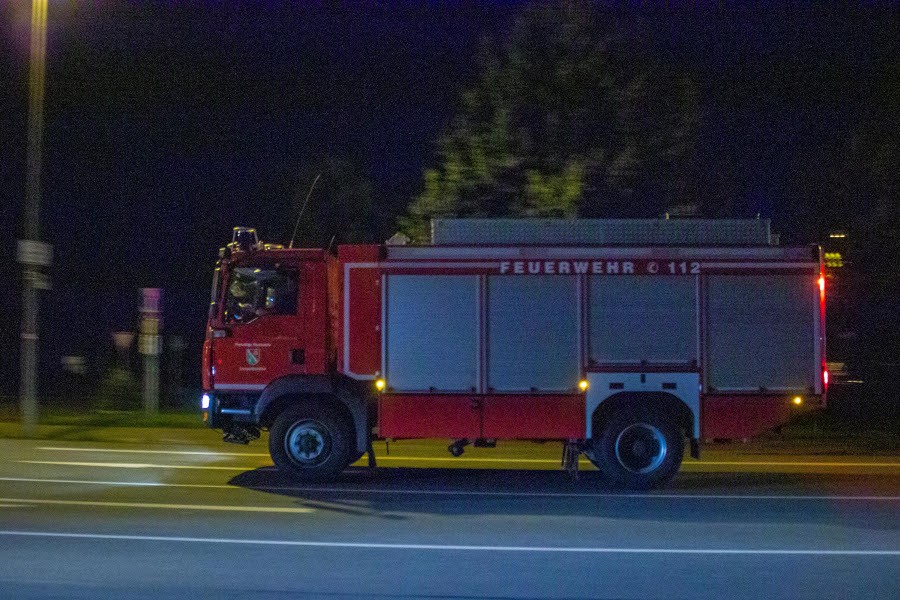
[202,391,258,429]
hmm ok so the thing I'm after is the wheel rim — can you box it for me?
[614,423,667,474]
[285,419,332,467]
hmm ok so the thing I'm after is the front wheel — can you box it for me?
[585,408,684,490]
[269,401,353,482]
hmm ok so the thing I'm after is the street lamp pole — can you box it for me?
[19,0,50,437]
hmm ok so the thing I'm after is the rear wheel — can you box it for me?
[269,401,353,481]
[586,408,684,490]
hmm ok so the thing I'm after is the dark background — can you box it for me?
[1,3,897,402]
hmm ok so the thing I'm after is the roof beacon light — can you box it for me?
[232,227,259,252]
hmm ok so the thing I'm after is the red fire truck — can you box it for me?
[202,219,826,489]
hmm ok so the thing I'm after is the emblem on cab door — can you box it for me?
[245,348,260,366]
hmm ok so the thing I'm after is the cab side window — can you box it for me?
[224,266,298,323]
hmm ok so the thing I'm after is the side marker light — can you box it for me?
[375,379,386,392]
[578,379,589,392]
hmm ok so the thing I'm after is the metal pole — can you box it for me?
[19,0,49,437]
[139,289,162,415]
[143,357,159,415]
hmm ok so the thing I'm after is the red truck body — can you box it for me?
[202,219,826,488]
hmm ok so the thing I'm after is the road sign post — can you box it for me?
[18,0,49,438]
[17,242,52,437]
[139,288,162,415]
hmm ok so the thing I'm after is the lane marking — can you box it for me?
[1,477,898,502]
[37,446,270,457]
[0,477,224,488]
[17,461,262,471]
[0,530,896,556]
[28,449,900,469]
[16,458,900,474]
[0,497,312,514]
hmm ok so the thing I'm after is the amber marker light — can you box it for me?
[578,379,589,392]
[375,378,386,392]
[792,396,803,406]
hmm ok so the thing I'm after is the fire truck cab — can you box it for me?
[203,219,826,489]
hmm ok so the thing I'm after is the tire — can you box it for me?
[585,407,684,490]
[269,400,354,482]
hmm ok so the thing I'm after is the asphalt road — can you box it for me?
[0,435,897,600]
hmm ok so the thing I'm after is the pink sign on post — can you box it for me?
[140,288,162,314]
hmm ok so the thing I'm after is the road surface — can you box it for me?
[0,435,897,599]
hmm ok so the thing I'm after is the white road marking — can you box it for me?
[29,448,900,468]
[17,461,263,471]
[15,457,900,476]
[0,477,213,488]
[37,446,270,457]
[0,530,896,556]
[0,497,313,514]
[0,477,898,502]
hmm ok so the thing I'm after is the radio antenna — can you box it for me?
[289,173,321,249]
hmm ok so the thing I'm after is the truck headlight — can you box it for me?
[201,393,211,410]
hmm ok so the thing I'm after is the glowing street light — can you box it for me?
[18,0,50,437]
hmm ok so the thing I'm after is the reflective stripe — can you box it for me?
[214,383,265,391]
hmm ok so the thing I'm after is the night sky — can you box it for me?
[1,3,897,398]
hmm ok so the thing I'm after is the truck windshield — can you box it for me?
[224,266,298,324]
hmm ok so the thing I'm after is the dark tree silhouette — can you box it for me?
[401,2,698,240]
